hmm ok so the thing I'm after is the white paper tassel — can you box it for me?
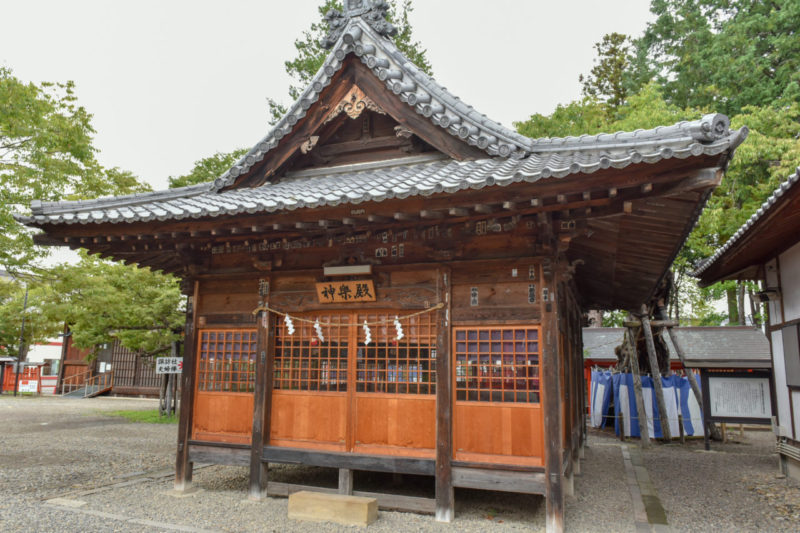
[394,315,404,341]
[314,318,325,343]
[283,314,295,335]
[363,320,372,345]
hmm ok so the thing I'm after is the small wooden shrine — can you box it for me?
[17,4,746,531]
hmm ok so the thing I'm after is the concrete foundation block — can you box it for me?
[288,490,378,526]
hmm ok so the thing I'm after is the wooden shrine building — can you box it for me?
[17,4,747,530]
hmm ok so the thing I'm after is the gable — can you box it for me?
[227,56,484,190]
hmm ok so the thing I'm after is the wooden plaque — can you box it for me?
[316,280,376,304]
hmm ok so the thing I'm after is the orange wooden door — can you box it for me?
[269,309,437,457]
[452,326,544,467]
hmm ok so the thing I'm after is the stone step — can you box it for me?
[288,490,377,527]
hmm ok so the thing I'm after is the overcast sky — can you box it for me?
[1,0,654,192]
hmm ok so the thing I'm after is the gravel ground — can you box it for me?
[1,395,798,532]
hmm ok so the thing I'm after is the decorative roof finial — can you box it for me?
[322,0,397,49]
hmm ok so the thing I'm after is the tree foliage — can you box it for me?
[41,253,184,357]
[168,149,249,188]
[1,67,151,272]
[268,0,432,123]
[630,0,800,116]
[579,32,632,110]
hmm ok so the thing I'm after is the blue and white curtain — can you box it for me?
[589,371,704,438]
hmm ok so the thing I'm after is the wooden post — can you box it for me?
[338,469,354,495]
[175,281,198,491]
[543,276,564,533]
[435,267,453,523]
[678,414,685,444]
[627,327,650,447]
[657,305,704,409]
[640,306,672,441]
[249,305,272,500]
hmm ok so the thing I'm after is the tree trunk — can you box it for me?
[737,282,746,326]
[726,287,739,324]
[748,288,759,327]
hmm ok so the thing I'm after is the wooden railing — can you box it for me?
[61,369,92,395]
[61,370,114,397]
[85,371,114,397]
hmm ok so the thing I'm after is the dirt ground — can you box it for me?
[1,395,798,532]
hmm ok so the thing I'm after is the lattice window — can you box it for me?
[273,314,349,392]
[356,312,437,394]
[197,329,257,392]
[454,327,540,403]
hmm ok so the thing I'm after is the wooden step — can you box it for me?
[288,490,377,526]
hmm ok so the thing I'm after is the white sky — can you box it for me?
[1,0,654,192]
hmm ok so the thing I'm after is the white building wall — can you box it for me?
[774,242,800,442]
[782,243,800,322]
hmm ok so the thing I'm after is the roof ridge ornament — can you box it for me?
[322,0,397,49]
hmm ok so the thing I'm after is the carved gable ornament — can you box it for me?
[324,85,386,124]
[323,0,397,48]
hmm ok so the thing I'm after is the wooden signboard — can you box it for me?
[700,368,774,425]
[316,280,376,303]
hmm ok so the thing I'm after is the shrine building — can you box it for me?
[17,3,747,531]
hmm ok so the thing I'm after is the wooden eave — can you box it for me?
[35,153,726,310]
[698,181,800,287]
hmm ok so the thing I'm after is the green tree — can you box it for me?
[168,149,249,188]
[630,0,800,115]
[268,0,432,122]
[579,32,632,110]
[41,253,184,358]
[1,67,150,272]
[0,276,61,359]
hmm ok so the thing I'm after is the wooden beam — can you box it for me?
[658,304,704,428]
[543,272,564,533]
[622,319,679,328]
[175,280,198,492]
[502,201,517,211]
[249,282,273,501]
[272,223,289,231]
[474,204,494,214]
[448,207,469,217]
[394,212,419,222]
[420,210,444,220]
[367,214,390,223]
[341,217,360,226]
[435,267,453,523]
[318,219,341,228]
[627,327,650,447]
[641,306,672,441]
[295,222,314,230]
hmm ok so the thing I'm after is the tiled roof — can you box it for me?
[15,15,747,227]
[19,126,745,226]
[583,326,771,368]
[693,167,800,276]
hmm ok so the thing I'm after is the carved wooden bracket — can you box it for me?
[324,85,386,124]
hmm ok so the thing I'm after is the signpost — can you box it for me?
[156,357,183,375]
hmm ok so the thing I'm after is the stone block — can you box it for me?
[288,490,378,526]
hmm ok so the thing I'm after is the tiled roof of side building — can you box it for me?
[582,326,771,368]
[15,15,747,227]
[693,167,800,276]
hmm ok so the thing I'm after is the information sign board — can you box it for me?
[156,357,184,375]
[701,368,773,424]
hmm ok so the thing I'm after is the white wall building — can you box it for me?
[697,168,800,479]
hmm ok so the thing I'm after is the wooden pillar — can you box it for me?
[640,306,671,441]
[175,280,198,491]
[435,267,453,523]
[543,275,564,533]
[657,305,704,409]
[248,294,275,500]
[627,327,650,447]
[338,469,354,495]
